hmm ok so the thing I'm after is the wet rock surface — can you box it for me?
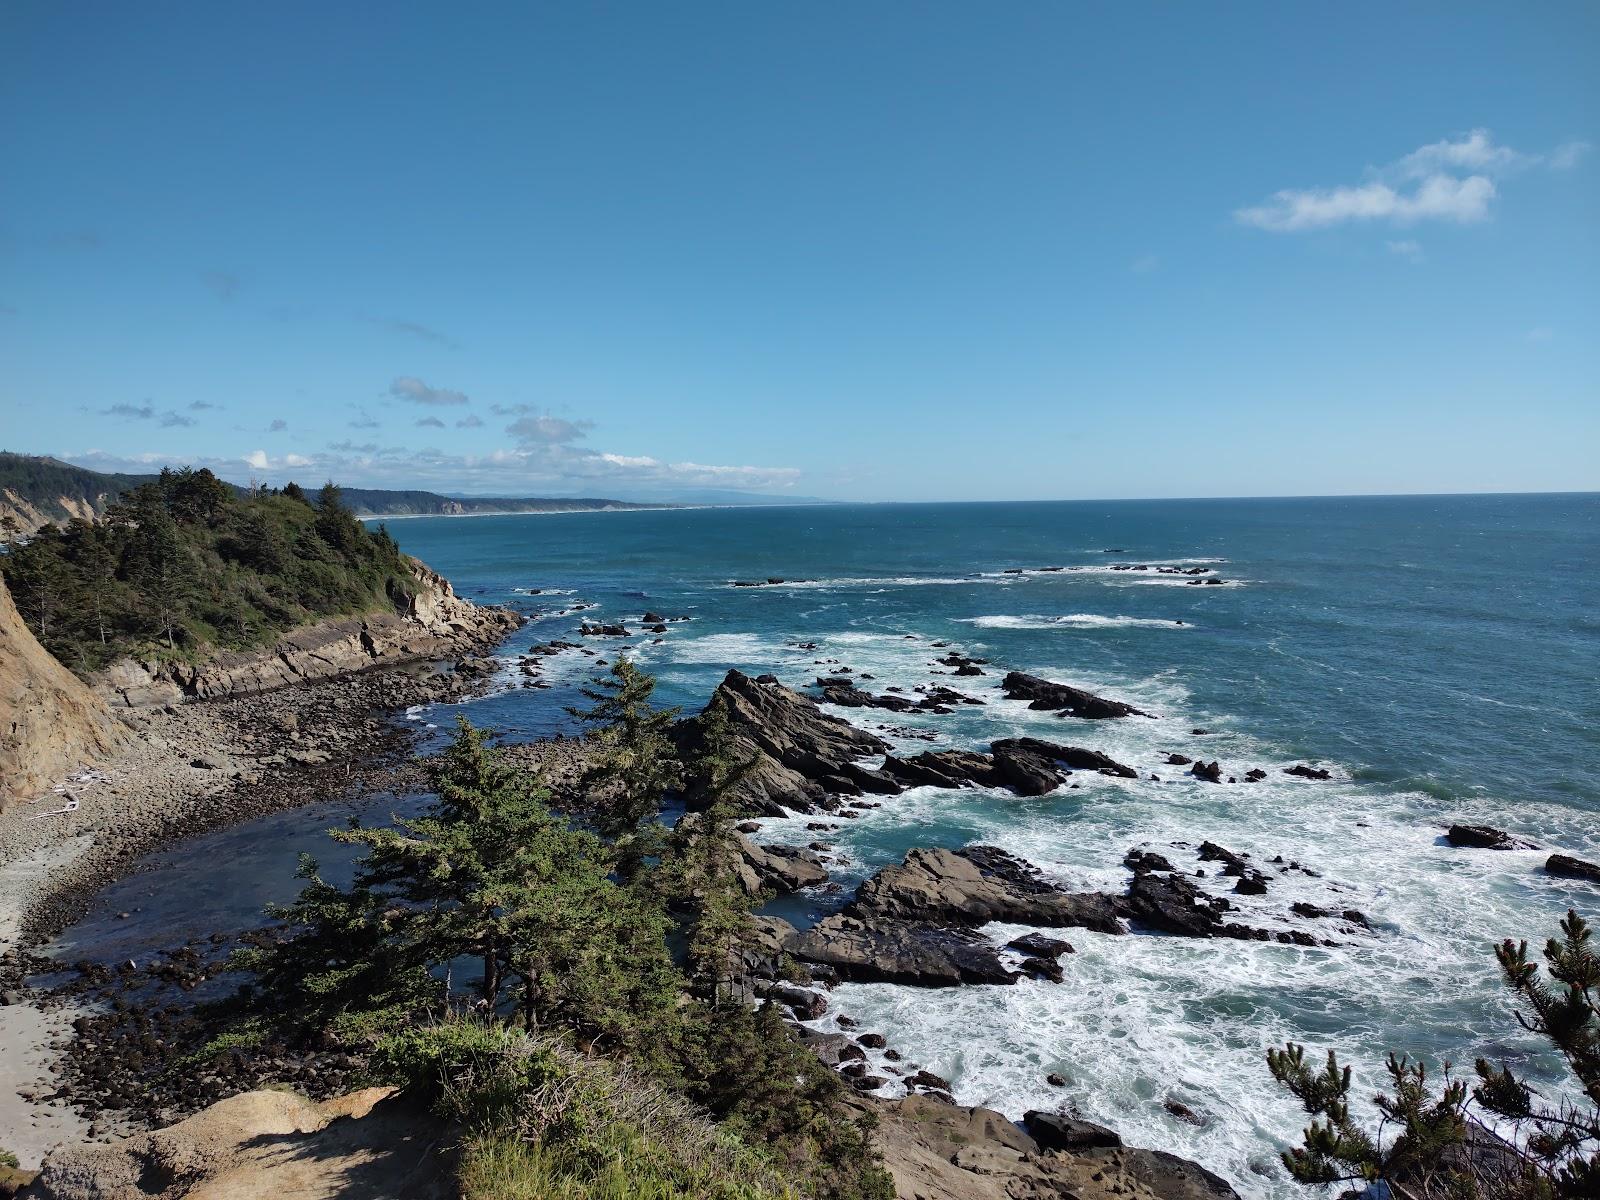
[1001,671,1153,719]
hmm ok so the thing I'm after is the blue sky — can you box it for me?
[1,3,1594,502]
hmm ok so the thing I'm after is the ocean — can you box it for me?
[51,493,1600,1195]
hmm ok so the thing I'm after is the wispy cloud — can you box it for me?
[1526,327,1555,343]
[1237,129,1581,233]
[384,319,458,349]
[349,408,381,430]
[1550,140,1591,170]
[507,412,594,445]
[389,376,469,406]
[101,401,197,427]
[416,416,446,428]
[1130,253,1160,273]
[1386,239,1424,263]
[201,270,242,301]
[268,418,288,432]
[188,400,222,411]
[456,414,484,428]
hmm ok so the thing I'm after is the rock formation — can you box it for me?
[92,560,520,707]
[0,574,129,811]
[1001,671,1152,719]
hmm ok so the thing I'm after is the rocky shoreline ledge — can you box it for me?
[0,578,520,1174]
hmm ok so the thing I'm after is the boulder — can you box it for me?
[1546,854,1600,884]
[1446,824,1536,850]
[1024,1111,1123,1150]
[1190,760,1223,783]
[1284,764,1332,780]
[1000,672,1151,719]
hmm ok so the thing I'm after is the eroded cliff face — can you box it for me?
[92,558,521,708]
[0,487,102,539]
[0,574,129,811]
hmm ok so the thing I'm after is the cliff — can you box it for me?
[0,574,129,811]
[92,559,521,707]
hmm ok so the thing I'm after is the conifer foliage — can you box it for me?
[1269,909,1599,1199]
[0,467,416,673]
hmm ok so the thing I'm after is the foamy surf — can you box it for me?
[959,614,1192,630]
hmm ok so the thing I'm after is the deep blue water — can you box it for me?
[52,494,1599,1195]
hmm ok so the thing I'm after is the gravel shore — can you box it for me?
[0,627,517,1170]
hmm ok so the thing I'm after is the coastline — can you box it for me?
[0,608,518,1170]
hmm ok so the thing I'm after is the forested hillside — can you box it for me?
[0,468,421,675]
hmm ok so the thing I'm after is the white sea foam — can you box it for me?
[740,641,1591,1199]
[959,614,1192,630]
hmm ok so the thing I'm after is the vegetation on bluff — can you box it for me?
[0,466,419,674]
[1270,909,1598,1199]
[221,661,894,1200]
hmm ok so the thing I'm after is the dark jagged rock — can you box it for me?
[849,846,1125,932]
[1124,848,1177,874]
[1198,841,1271,894]
[1008,932,1074,958]
[1446,824,1537,850]
[676,670,890,816]
[1284,764,1332,780]
[1020,955,1065,982]
[990,737,1138,794]
[788,915,1017,986]
[882,749,1003,790]
[1001,671,1152,719]
[1546,854,1600,883]
[1166,753,1193,765]
[1190,760,1223,783]
[1243,768,1267,782]
[1122,864,1235,937]
[1024,1111,1124,1150]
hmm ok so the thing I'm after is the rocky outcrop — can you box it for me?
[1001,672,1152,719]
[677,670,891,815]
[990,737,1138,793]
[0,575,129,811]
[92,560,520,707]
[788,914,1019,986]
[788,846,1124,987]
[850,847,1124,931]
[1121,849,1318,945]
[868,1092,1241,1200]
[26,1087,453,1200]
[1445,824,1537,850]
[1546,853,1600,884]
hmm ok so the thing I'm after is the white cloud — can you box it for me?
[1237,128,1582,233]
[596,453,658,468]
[244,449,270,470]
[284,453,312,467]
[388,376,470,406]
[1550,140,1591,170]
[1386,239,1424,263]
[1391,129,1532,180]
[1238,175,1494,232]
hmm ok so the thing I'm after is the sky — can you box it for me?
[1,2,1595,503]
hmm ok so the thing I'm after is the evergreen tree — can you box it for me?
[568,657,683,881]
[1269,908,1599,1199]
[662,695,762,1002]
